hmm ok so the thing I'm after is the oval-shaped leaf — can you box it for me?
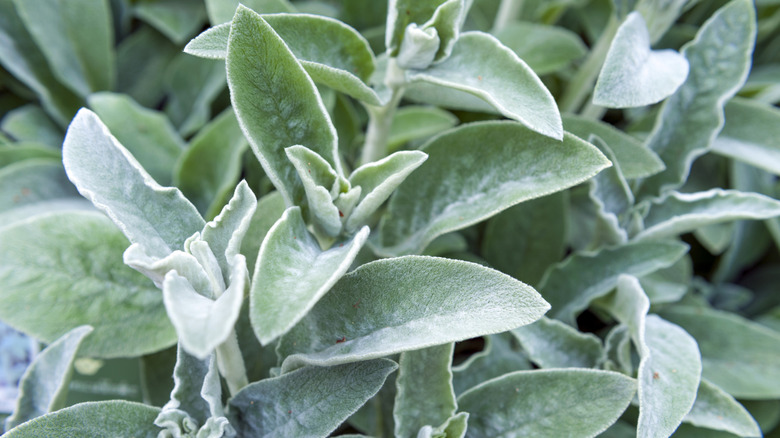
[2,401,161,438]
[458,369,636,438]
[0,211,177,358]
[684,379,762,437]
[62,108,205,259]
[377,121,610,256]
[227,6,341,206]
[407,32,563,140]
[511,317,603,369]
[277,256,549,372]
[228,359,398,437]
[495,21,586,75]
[251,207,369,345]
[386,106,458,151]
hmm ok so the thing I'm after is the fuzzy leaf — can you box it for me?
[662,306,780,399]
[227,7,341,206]
[539,240,688,325]
[386,106,458,151]
[635,189,780,240]
[511,317,603,369]
[378,121,610,256]
[4,326,93,430]
[88,92,185,187]
[0,211,176,358]
[277,256,549,372]
[408,32,563,140]
[134,0,206,45]
[251,207,369,345]
[1,401,161,438]
[496,21,586,75]
[285,145,344,236]
[712,98,780,176]
[684,379,762,437]
[241,191,286,273]
[394,344,457,438]
[205,0,294,25]
[0,159,79,214]
[228,360,398,437]
[62,109,205,259]
[639,0,756,197]
[0,104,63,147]
[163,54,225,137]
[11,0,114,97]
[594,12,688,108]
[458,369,636,438]
[386,0,451,56]
[452,333,531,396]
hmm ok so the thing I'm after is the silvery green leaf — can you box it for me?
[277,256,549,372]
[394,344,457,438]
[397,23,440,69]
[88,92,185,187]
[0,144,60,168]
[1,401,161,438]
[0,211,176,358]
[228,360,398,437]
[423,0,464,62]
[603,324,634,375]
[205,0,294,25]
[0,159,79,214]
[183,23,230,59]
[684,379,761,437]
[418,412,468,438]
[163,254,247,359]
[511,317,603,369]
[123,246,210,293]
[457,369,636,438]
[387,106,458,151]
[285,145,343,237]
[133,0,206,45]
[386,0,450,56]
[639,257,691,304]
[227,6,341,206]
[452,333,531,396]
[11,0,115,97]
[661,306,780,399]
[538,240,688,325]
[0,0,81,127]
[634,189,780,241]
[563,114,664,179]
[62,108,205,259]
[407,32,563,140]
[585,136,634,246]
[0,104,63,148]
[481,192,566,286]
[594,12,689,108]
[346,150,428,234]
[251,207,369,345]
[495,21,586,75]
[694,222,735,255]
[163,54,226,138]
[0,199,94,230]
[639,0,756,197]
[377,122,610,256]
[712,98,780,176]
[174,108,249,220]
[241,191,286,273]
[634,0,693,43]
[348,370,398,438]
[4,326,93,430]
[115,25,178,108]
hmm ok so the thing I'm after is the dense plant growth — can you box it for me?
[1,0,780,437]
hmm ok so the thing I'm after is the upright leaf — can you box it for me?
[458,369,636,438]
[639,0,756,197]
[241,191,286,273]
[62,109,204,259]
[277,256,549,372]
[228,360,398,437]
[378,122,610,256]
[163,54,226,137]
[227,6,340,206]
[386,0,450,56]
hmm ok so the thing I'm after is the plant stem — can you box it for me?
[215,330,248,396]
[360,59,406,165]
[492,0,524,34]
[559,15,619,113]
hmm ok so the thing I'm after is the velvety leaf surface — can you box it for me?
[2,401,161,438]
[408,32,563,140]
[4,326,93,430]
[639,0,756,197]
[386,106,458,151]
[511,317,603,369]
[241,191,286,273]
[539,240,688,325]
[661,306,780,399]
[711,98,780,175]
[585,137,633,246]
[62,108,205,259]
[394,344,456,438]
[684,378,762,437]
[385,0,449,56]
[635,189,780,240]
[495,21,586,75]
[12,0,115,97]
[378,121,610,256]
[277,256,549,372]
[452,333,531,396]
[594,12,689,108]
[0,211,176,358]
[457,369,636,438]
[227,6,341,206]
[228,360,397,437]
[88,92,184,187]
[0,159,79,214]
[251,207,369,345]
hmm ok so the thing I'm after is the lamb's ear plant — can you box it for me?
[2,0,780,437]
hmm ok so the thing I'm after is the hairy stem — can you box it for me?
[215,330,248,396]
[360,59,406,165]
